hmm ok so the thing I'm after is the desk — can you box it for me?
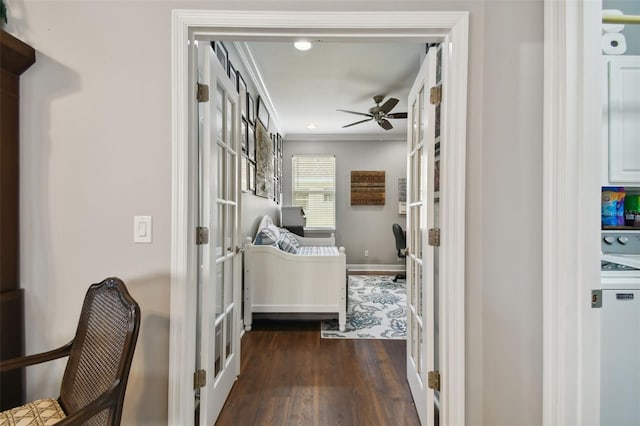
[283,226,304,237]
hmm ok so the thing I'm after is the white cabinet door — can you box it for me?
[608,56,640,183]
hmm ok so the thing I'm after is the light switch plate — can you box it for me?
[134,216,152,243]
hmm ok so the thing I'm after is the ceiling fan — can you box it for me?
[337,95,408,130]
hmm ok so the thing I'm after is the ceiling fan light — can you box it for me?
[294,40,312,51]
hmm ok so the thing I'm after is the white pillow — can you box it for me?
[255,228,278,245]
[266,224,281,240]
[254,223,282,245]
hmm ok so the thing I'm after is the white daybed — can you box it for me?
[243,216,346,331]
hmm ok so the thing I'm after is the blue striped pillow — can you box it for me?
[280,229,300,249]
[277,233,299,254]
[255,228,278,245]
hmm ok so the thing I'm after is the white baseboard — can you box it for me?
[347,264,405,272]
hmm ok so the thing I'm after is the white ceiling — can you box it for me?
[244,41,425,138]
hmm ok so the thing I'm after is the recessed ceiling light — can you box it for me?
[306,123,317,129]
[294,40,312,51]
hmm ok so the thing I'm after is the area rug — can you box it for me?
[321,275,407,339]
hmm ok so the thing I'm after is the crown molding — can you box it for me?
[285,132,407,142]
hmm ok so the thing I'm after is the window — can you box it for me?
[291,155,336,229]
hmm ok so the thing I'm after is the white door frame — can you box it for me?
[543,1,602,425]
[168,10,468,426]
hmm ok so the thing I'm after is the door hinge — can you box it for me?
[194,369,207,389]
[592,289,602,308]
[197,83,209,103]
[430,85,442,105]
[196,226,209,245]
[428,228,440,247]
[428,370,441,391]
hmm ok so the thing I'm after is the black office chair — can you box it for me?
[392,223,407,282]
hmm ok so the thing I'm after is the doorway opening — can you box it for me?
[169,10,468,426]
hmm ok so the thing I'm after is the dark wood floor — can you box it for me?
[215,320,420,426]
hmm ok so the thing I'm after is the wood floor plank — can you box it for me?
[215,320,420,426]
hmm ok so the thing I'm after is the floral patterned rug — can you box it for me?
[321,275,407,339]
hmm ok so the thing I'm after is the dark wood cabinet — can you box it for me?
[0,29,35,410]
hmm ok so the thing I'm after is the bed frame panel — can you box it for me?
[243,216,346,331]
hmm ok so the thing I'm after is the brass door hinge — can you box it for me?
[194,369,207,389]
[196,226,209,245]
[428,370,440,391]
[428,228,440,247]
[197,83,209,103]
[430,85,442,105]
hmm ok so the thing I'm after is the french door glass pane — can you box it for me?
[226,306,233,359]
[214,321,222,378]
[418,87,425,141]
[225,96,232,142]
[217,204,224,257]
[413,316,420,375]
[241,157,248,192]
[228,152,236,202]
[417,262,423,317]
[412,154,419,202]
[417,204,423,259]
[215,262,223,317]
[420,266,425,376]
[228,205,235,255]
[217,144,225,199]
[216,87,223,141]
[418,147,424,201]
[412,100,418,150]
[412,257,419,311]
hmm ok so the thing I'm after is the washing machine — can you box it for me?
[600,231,640,426]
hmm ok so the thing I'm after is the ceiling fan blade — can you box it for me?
[343,118,373,128]
[378,119,393,130]
[379,98,399,114]
[337,109,373,118]
[386,112,408,119]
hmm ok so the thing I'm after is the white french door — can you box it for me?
[195,40,241,425]
[406,46,439,426]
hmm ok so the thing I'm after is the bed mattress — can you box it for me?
[295,246,340,256]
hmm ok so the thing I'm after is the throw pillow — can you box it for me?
[280,228,301,249]
[277,233,299,254]
[255,228,278,245]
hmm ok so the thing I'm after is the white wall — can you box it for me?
[6,1,543,425]
[480,2,543,424]
[11,3,175,424]
[283,137,407,266]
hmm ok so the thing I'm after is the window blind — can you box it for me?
[291,155,336,228]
